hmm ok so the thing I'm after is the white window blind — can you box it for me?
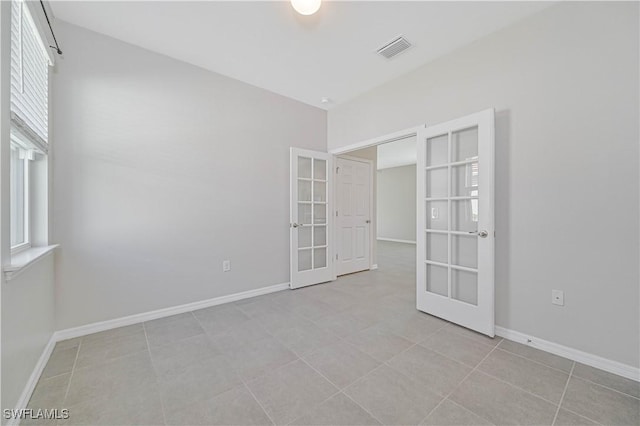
[11,0,50,145]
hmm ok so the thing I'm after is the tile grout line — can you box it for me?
[297,357,386,426]
[559,407,605,426]
[552,361,575,426]
[487,334,638,401]
[285,388,342,425]
[470,332,639,401]
[446,398,498,425]
[443,322,504,349]
[240,380,278,426]
[416,327,502,368]
[191,303,279,425]
[495,339,577,376]
[341,392,386,426]
[565,374,640,401]
[61,339,82,404]
[417,342,501,425]
[475,368,567,407]
[473,354,637,410]
[142,321,168,426]
[53,265,633,426]
[376,323,627,420]
[181,256,636,424]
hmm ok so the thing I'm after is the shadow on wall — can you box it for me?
[495,109,511,327]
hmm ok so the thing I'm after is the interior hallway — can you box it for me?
[25,241,639,425]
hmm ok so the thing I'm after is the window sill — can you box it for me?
[4,244,59,281]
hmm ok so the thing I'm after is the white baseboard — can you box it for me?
[495,326,639,382]
[8,335,57,426]
[55,282,289,341]
[12,282,290,425]
[15,281,638,426]
[377,237,416,244]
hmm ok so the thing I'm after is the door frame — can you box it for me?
[333,154,375,278]
[329,126,424,156]
[329,125,425,280]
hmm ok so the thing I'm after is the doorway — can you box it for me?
[335,155,373,276]
[326,109,495,336]
[334,134,419,278]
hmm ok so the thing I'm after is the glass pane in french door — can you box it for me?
[298,226,312,249]
[452,269,478,305]
[297,156,329,272]
[452,126,478,162]
[312,158,328,269]
[426,264,448,297]
[298,249,312,271]
[426,168,447,198]
[424,127,480,301]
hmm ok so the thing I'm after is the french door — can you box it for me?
[416,109,495,336]
[290,148,334,289]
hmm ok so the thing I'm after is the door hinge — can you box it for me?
[335,210,338,217]
[336,254,338,260]
[336,166,339,174]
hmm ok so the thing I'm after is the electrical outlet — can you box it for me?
[552,290,564,306]
[222,260,231,272]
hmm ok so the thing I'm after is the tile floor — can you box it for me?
[26,242,639,425]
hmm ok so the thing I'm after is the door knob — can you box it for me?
[365,220,371,224]
[478,230,489,238]
[292,223,300,228]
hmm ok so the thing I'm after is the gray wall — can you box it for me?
[377,165,416,243]
[328,2,639,367]
[1,256,56,416]
[52,22,327,330]
[0,2,56,415]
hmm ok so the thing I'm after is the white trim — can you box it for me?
[55,282,289,341]
[4,244,58,281]
[336,154,373,165]
[377,160,417,171]
[329,125,424,155]
[7,334,57,426]
[377,237,416,244]
[11,113,48,154]
[495,326,640,382]
[370,264,378,270]
[10,282,290,425]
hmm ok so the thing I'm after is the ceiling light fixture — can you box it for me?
[291,0,322,16]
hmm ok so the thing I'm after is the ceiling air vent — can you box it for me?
[377,36,412,59]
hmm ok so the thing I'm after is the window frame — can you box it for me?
[10,136,32,254]
[8,0,52,257]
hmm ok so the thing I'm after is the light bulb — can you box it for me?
[291,0,322,16]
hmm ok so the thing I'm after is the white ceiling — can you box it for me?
[377,136,416,170]
[50,1,552,109]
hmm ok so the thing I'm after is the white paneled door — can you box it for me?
[416,109,495,336]
[290,148,334,289]
[336,157,372,276]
